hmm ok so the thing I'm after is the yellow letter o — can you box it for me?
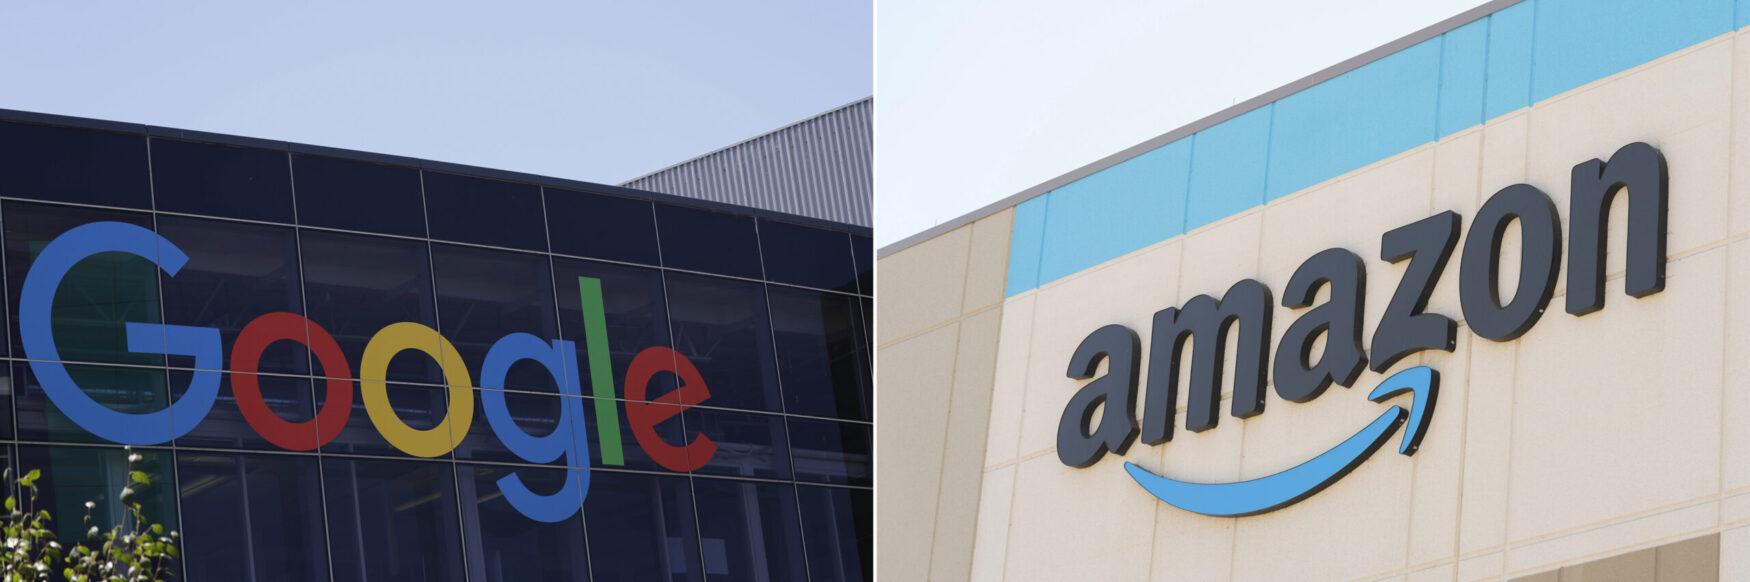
[359,322,473,458]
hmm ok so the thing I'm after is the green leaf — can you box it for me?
[127,473,148,487]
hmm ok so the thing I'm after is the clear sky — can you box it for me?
[876,0,1492,247]
[0,1,871,186]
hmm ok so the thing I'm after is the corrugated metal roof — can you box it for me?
[622,98,872,227]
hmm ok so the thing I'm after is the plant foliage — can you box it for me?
[0,446,179,581]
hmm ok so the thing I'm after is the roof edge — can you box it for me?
[620,96,874,185]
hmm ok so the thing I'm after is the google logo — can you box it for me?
[17,221,718,523]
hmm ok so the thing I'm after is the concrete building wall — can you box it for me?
[879,11,1750,582]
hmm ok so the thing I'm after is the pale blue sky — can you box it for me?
[0,1,871,185]
[877,0,1491,246]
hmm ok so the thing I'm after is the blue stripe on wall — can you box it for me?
[1265,36,1442,201]
[1006,195,1049,297]
[1484,1,1535,119]
[1437,18,1490,137]
[1187,106,1272,229]
[1038,139,1192,284]
[1007,0,1742,297]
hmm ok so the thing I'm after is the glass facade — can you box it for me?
[0,116,873,581]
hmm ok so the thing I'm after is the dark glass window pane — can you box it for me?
[663,273,781,411]
[654,204,761,278]
[796,485,871,582]
[850,235,871,296]
[768,287,870,420]
[458,464,590,582]
[16,362,167,444]
[0,122,152,209]
[173,372,315,451]
[583,471,702,582]
[453,389,583,467]
[178,453,330,582]
[545,188,658,265]
[321,383,450,459]
[584,399,689,474]
[4,201,159,367]
[554,258,670,404]
[422,172,546,251]
[691,478,808,582]
[157,216,308,374]
[16,446,180,551]
[324,457,466,582]
[299,229,442,384]
[292,154,426,237]
[150,139,293,222]
[759,220,856,292]
[787,418,871,487]
[431,244,557,392]
[682,408,792,480]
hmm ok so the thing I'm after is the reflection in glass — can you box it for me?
[786,417,871,487]
[0,121,151,209]
[422,172,546,252]
[545,188,659,265]
[850,235,872,296]
[768,287,870,420]
[15,363,167,444]
[682,408,793,480]
[663,273,782,412]
[758,220,856,292]
[172,372,316,451]
[323,457,465,582]
[457,463,589,582]
[157,216,308,374]
[299,229,442,384]
[584,471,702,582]
[796,485,872,582]
[691,477,808,582]
[432,244,557,392]
[292,154,426,237]
[150,138,294,223]
[654,204,762,279]
[178,453,330,582]
[4,201,160,366]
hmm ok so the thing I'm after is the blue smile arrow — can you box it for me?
[1123,366,1438,517]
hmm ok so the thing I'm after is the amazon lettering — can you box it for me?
[1058,142,1670,514]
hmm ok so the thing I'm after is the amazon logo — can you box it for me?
[1058,142,1668,516]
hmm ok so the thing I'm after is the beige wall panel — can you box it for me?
[1406,335,1473,566]
[1719,526,1750,580]
[1480,111,1532,196]
[875,323,960,580]
[932,308,1005,581]
[1458,336,1517,554]
[1728,240,1750,492]
[1732,30,1750,238]
[1406,563,1457,582]
[986,294,1037,468]
[1655,534,1720,582]
[1430,128,1486,321]
[1005,454,1156,581]
[964,210,1015,314]
[1145,397,1245,581]
[877,225,971,345]
[1015,240,1182,459]
[1458,551,1507,581]
[969,465,1017,582]
[1227,387,1414,581]
[1501,500,1715,575]
[1506,248,1724,542]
